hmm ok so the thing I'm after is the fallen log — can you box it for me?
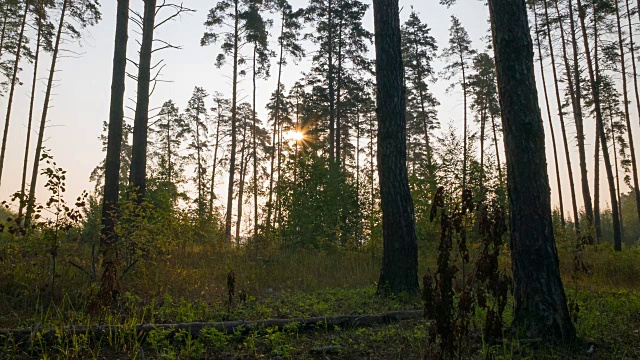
[0,310,424,343]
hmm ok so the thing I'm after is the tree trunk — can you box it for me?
[490,113,504,187]
[613,0,635,233]
[328,0,335,162]
[461,53,468,190]
[252,45,258,240]
[236,120,249,243]
[576,0,621,249]
[624,0,640,224]
[225,0,240,242]
[533,5,565,227]
[488,0,575,341]
[266,13,286,240]
[128,0,157,202]
[209,102,222,215]
[542,0,579,229]
[608,109,624,238]
[335,9,343,167]
[0,1,28,188]
[554,0,594,234]
[98,0,130,303]
[24,0,68,228]
[594,124,602,240]
[372,0,419,296]
[18,10,42,222]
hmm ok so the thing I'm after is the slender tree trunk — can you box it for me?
[275,125,283,235]
[328,0,335,162]
[576,0,622,249]
[252,45,258,240]
[18,12,42,222]
[129,0,157,202]
[24,0,68,228]
[356,109,361,245]
[209,103,222,215]
[480,103,486,176]
[554,0,594,233]
[490,113,504,187]
[413,36,433,177]
[372,0,419,295]
[195,114,204,221]
[542,0,579,229]
[461,53,468,190]
[488,0,575,341]
[608,109,624,238]
[533,6,565,226]
[225,0,240,242]
[0,1,28,188]
[266,12,286,239]
[624,0,640,223]
[236,119,248,243]
[369,112,375,244]
[98,0,130,303]
[594,124,602,240]
[335,10,343,167]
[613,0,637,230]
[0,12,7,61]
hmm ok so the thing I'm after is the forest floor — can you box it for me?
[0,239,639,359]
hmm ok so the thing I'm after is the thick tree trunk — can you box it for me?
[576,0,622,249]
[372,0,419,295]
[98,0,130,304]
[128,0,157,202]
[18,11,43,222]
[0,1,28,188]
[24,0,68,228]
[225,0,240,242]
[488,0,575,342]
[533,5,565,227]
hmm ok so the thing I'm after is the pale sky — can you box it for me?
[0,0,629,217]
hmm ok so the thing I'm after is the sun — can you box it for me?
[285,130,305,142]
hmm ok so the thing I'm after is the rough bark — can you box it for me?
[488,0,575,342]
[128,0,157,202]
[372,0,419,295]
[99,0,130,303]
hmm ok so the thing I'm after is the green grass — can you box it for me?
[1,238,639,359]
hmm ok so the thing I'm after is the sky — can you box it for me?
[0,0,629,217]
